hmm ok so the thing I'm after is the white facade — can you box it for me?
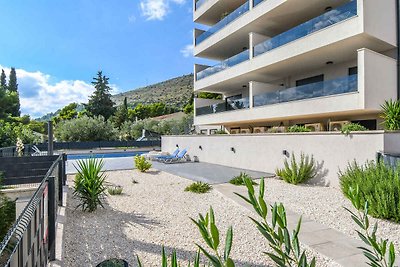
[193,0,398,131]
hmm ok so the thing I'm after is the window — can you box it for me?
[296,74,324,87]
[352,119,377,130]
[348,67,358,76]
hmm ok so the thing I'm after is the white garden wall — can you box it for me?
[162,131,400,187]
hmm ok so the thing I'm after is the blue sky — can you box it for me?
[0,0,197,117]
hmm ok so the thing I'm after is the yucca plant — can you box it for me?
[276,152,317,185]
[229,172,257,186]
[345,186,397,267]
[381,99,400,130]
[236,177,316,267]
[191,207,235,267]
[134,155,152,172]
[73,158,107,212]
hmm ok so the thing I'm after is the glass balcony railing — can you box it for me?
[196,97,250,116]
[253,0,265,7]
[195,0,209,10]
[196,1,250,45]
[254,0,357,57]
[196,49,249,80]
[253,74,358,107]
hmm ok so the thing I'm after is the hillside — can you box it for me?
[112,74,193,108]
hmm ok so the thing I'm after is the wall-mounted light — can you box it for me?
[231,147,236,153]
[326,61,334,65]
[282,150,289,157]
[176,144,179,148]
[199,145,203,150]
[242,47,248,51]
[325,6,332,12]
[242,85,247,88]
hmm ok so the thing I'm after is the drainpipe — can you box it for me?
[397,0,400,99]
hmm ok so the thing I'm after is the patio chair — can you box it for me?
[162,149,188,164]
[143,149,174,160]
[31,145,44,156]
[153,148,180,161]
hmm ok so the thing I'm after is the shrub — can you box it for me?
[55,115,117,141]
[276,152,317,185]
[184,182,212,193]
[345,186,397,267]
[97,258,128,267]
[134,155,152,172]
[229,172,257,186]
[0,174,16,241]
[381,99,400,130]
[73,158,107,212]
[340,161,400,222]
[108,185,123,195]
[287,125,311,133]
[341,123,367,135]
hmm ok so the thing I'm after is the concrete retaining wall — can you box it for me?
[162,131,400,187]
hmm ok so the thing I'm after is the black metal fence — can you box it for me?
[0,140,161,157]
[0,154,66,266]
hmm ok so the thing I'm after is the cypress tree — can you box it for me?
[7,68,21,117]
[0,69,6,90]
[86,71,115,120]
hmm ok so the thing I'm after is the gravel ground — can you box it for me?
[64,170,338,267]
[261,177,400,256]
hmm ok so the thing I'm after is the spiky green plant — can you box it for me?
[185,182,212,194]
[73,158,107,212]
[381,99,400,130]
[137,248,201,267]
[341,123,367,135]
[108,185,123,195]
[134,155,152,172]
[340,161,400,222]
[229,172,257,186]
[276,152,317,185]
[287,125,311,133]
[235,177,316,267]
[345,186,397,267]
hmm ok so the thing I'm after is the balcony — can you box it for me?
[196,49,249,80]
[196,97,250,116]
[253,75,358,107]
[195,0,209,10]
[254,1,357,57]
[196,1,250,45]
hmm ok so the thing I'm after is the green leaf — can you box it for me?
[224,226,233,261]
[210,222,220,250]
[226,258,235,267]
[388,243,395,267]
[196,244,221,267]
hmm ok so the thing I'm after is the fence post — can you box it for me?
[58,159,63,204]
[48,176,56,261]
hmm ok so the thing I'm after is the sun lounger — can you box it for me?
[143,150,170,160]
[162,149,187,164]
[153,148,180,161]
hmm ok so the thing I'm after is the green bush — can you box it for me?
[229,172,257,186]
[55,115,117,141]
[184,182,212,193]
[73,158,107,212]
[340,161,400,222]
[381,99,400,130]
[108,186,123,195]
[341,123,367,135]
[287,125,311,133]
[276,152,317,185]
[0,174,16,241]
[0,120,41,147]
[134,155,152,172]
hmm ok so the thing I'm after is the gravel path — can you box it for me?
[64,170,338,267]
[260,177,400,256]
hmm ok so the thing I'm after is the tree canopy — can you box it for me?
[85,71,115,120]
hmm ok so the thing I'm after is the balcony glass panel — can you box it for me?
[196,97,250,116]
[253,1,357,57]
[195,0,209,10]
[253,74,358,107]
[253,0,265,7]
[196,49,249,80]
[196,1,249,45]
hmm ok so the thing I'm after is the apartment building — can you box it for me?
[192,0,398,134]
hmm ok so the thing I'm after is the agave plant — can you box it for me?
[276,152,317,185]
[381,99,400,130]
[73,158,107,212]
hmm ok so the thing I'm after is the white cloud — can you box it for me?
[180,44,193,58]
[140,0,186,20]
[0,65,98,118]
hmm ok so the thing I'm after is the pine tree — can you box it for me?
[86,71,116,120]
[7,68,21,117]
